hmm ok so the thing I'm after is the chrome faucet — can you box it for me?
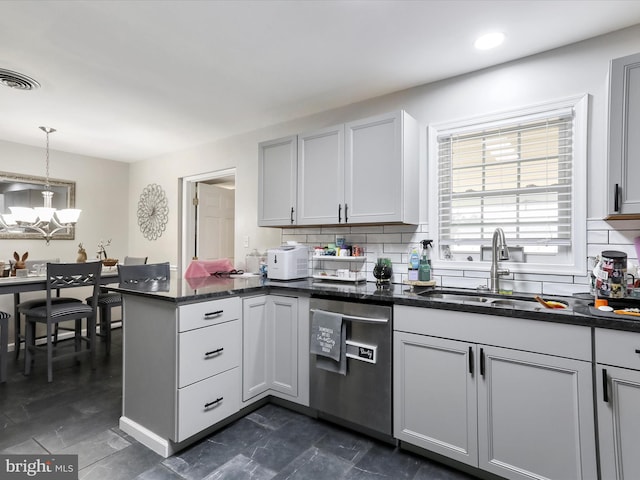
[490,227,510,294]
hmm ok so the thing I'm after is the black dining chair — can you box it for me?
[0,310,9,383]
[14,257,82,359]
[86,256,147,355]
[23,261,102,382]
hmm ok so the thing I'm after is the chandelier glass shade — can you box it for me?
[0,127,81,243]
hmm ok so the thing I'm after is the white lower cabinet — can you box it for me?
[243,295,306,404]
[596,328,640,480]
[120,295,241,457]
[394,306,597,480]
[394,333,478,465]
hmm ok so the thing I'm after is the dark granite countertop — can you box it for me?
[108,275,640,333]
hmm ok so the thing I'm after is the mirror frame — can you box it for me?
[0,171,77,240]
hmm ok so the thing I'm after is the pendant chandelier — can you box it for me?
[0,126,81,244]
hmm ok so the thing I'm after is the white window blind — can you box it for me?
[437,108,574,248]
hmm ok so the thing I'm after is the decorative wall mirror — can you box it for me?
[0,171,77,240]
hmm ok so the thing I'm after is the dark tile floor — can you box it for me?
[0,330,479,480]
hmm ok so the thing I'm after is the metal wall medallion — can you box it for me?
[137,183,168,240]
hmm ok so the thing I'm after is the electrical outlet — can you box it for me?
[243,236,250,248]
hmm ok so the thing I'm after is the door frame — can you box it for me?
[179,168,236,276]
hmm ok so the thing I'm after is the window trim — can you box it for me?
[427,95,588,276]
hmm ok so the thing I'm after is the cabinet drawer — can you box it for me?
[595,328,640,368]
[178,297,240,332]
[176,367,240,442]
[178,320,240,388]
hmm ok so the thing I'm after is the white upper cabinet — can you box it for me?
[345,111,418,224]
[607,52,640,218]
[258,111,419,227]
[297,125,345,225]
[258,135,298,226]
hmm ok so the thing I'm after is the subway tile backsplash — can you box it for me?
[281,219,640,296]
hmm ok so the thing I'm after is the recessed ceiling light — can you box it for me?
[474,32,505,50]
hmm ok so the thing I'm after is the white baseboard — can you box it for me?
[119,416,176,458]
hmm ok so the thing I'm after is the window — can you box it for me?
[428,96,587,275]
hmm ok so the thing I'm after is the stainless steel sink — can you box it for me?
[420,293,493,304]
[490,299,543,309]
[418,290,572,312]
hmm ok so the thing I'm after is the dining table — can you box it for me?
[0,268,119,368]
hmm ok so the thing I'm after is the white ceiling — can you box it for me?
[1,0,640,163]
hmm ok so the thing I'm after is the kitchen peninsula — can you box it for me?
[111,275,640,480]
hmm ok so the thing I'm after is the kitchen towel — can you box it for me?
[310,309,347,375]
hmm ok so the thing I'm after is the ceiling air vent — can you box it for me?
[0,69,40,90]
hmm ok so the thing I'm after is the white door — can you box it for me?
[196,183,235,263]
[297,125,344,225]
[345,112,402,223]
[477,345,597,480]
[393,332,478,467]
[258,135,298,226]
[269,295,298,398]
[597,365,640,480]
[242,296,269,402]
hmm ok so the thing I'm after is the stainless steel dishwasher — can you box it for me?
[309,297,393,442]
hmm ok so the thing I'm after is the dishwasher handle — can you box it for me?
[310,308,389,324]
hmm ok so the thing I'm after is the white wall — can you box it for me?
[130,25,640,293]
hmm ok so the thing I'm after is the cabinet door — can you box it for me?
[345,111,418,224]
[242,296,269,401]
[394,332,478,467]
[477,345,597,480]
[597,365,640,480]
[297,125,344,225]
[258,135,297,226]
[608,52,640,217]
[269,295,298,397]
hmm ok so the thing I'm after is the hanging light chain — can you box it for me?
[39,126,56,190]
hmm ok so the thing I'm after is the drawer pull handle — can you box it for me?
[635,349,640,355]
[480,348,486,377]
[602,368,609,403]
[204,397,223,409]
[204,310,224,318]
[468,346,474,375]
[205,347,224,357]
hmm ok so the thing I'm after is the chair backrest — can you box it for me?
[46,261,102,305]
[118,262,170,285]
[123,256,148,266]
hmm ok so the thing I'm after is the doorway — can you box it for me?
[180,168,236,274]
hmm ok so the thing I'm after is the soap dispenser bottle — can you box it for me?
[419,239,433,282]
[408,245,420,281]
